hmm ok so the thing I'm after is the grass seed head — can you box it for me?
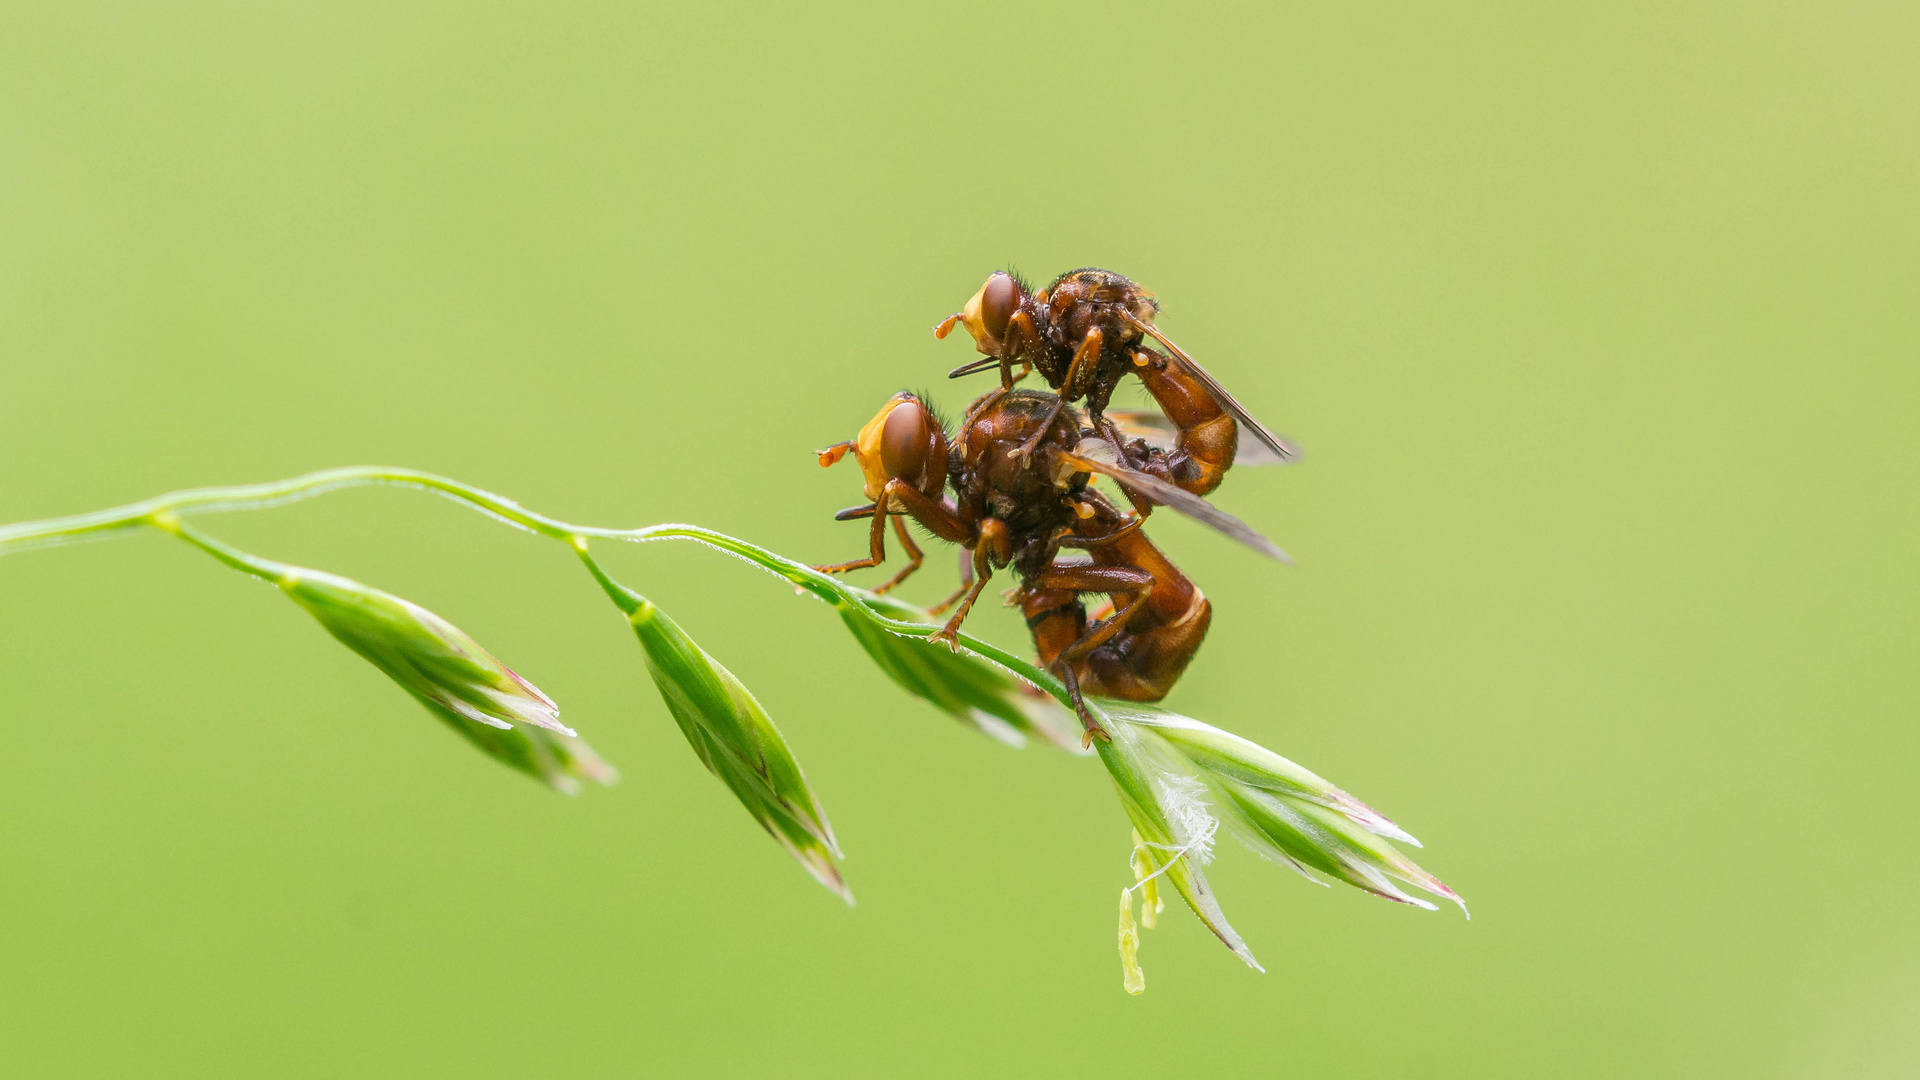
[1095,704,1467,992]
[277,567,613,792]
[840,590,1087,753]
[625,596,850,904]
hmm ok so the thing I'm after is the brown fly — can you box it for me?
[813,389,1286,742]
[935,267,1298,492]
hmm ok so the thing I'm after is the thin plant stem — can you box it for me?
[149,512,293,583]
[0,466,1462,984]
[0,467,576,551]
[0,466,1079,707]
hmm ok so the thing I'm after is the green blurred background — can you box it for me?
[2,2,1915,1075]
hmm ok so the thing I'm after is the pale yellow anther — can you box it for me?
[1129,828,1162,929]
[1118,887,1145,995]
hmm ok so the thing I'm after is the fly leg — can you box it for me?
[1067,327,1104,400]
[872,514,924,595]
[928,518,1008,649]
[999,310,1040,390]
[1015,327,1102,465]
[1055,661,1103,748]
[942,309,1040,393]
[928,546,974,615]
[1097,413,1156,518]
[1056,511,1144,551]
[929,544,993,649]
[813,499,890,576]
[962,386,1008,428]
[1023,562,1155,744]
[816,480,970,581]
[1013,397,1064,466]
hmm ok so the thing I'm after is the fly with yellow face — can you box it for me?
[936,267,1298,497]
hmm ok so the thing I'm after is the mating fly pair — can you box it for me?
[815,265,1290,742]
[814,386,1284,744]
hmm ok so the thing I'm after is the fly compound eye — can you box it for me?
[880,399,934,482]
[980,272,1018,340]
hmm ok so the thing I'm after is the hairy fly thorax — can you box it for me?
[1038,268,1159,406]
[949,390,1095,571]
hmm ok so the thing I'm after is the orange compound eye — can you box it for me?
[880,399,933,482]
[980,272,1018,340]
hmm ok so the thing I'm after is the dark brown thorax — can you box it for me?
[950,389,1087,576]
[1036,268,1159,414]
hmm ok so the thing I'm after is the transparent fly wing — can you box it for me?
[1121,314,1300,464]
[1061,446,1291,564]
[1103,410,1300,467]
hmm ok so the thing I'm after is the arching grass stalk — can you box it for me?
[0,467,1464,993]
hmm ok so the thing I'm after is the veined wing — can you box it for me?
[1122,313,1299,464]
[1061,446,1291,564]
[1104,409,1300,467]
